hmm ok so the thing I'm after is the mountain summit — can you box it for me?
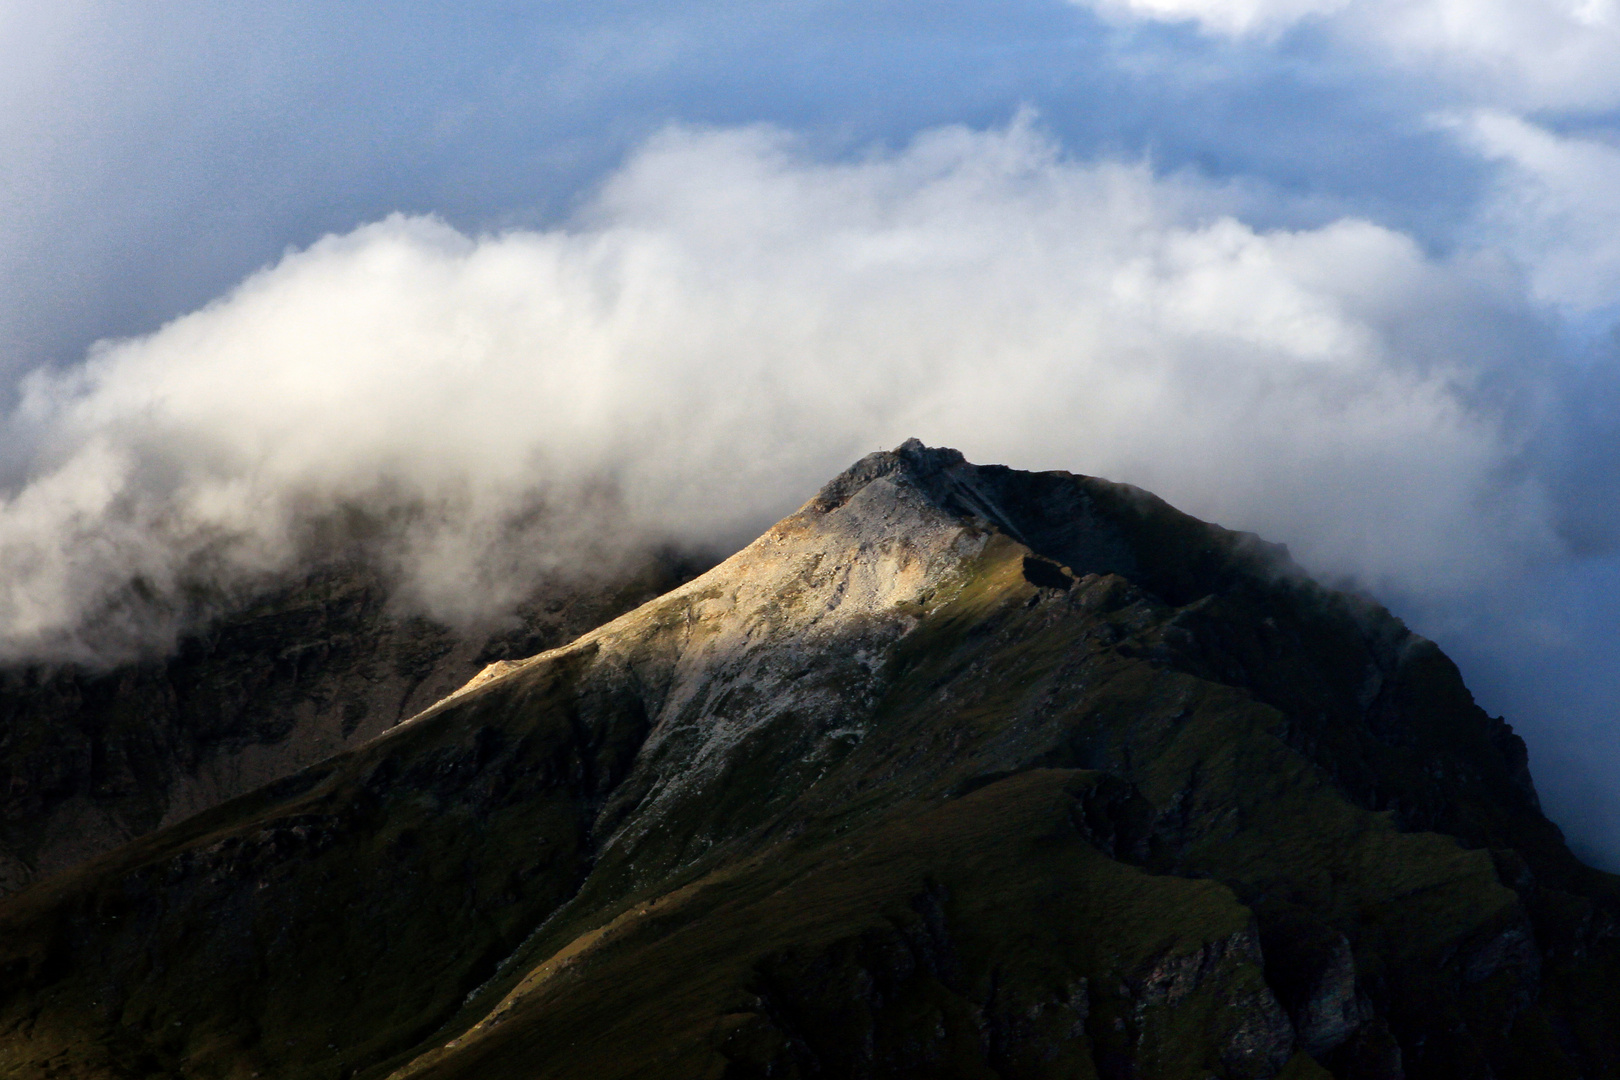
[0,441,1615,1080]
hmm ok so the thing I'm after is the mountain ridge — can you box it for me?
[0,441,1614,1080]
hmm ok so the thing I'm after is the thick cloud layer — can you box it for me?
[0,120,1562,660]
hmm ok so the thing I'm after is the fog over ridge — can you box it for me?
[0,119,1565,665]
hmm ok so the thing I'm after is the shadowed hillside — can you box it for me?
[0,552,713,896]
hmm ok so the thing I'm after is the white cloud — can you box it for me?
[1378,0,1620,110]
[0,119,1560,661]
[1448,110,1620,312]
[1088,0,1348,37]
[1082,0,1620,110]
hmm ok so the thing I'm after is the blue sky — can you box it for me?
[6,1,1620,863]
[1,1,1547,369]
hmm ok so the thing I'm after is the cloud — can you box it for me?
[0,118,1562,664]
[1446,111,1620,313]
[1081,0,1620,110]
[1087,0,1348,38]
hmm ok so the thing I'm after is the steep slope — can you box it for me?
[0,552,710,896]
[0,441,1615,1080]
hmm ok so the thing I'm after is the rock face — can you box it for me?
[0,553,710,896]
[0,441,1616,1080]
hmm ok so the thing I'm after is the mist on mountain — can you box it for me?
[0,121,1557,650]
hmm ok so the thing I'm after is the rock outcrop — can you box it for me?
[0,441,1615,1080]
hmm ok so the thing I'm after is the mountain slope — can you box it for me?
[0,441,1614,1080]
[0,553,709,897]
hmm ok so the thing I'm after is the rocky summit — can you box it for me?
[0,440,1616,1080]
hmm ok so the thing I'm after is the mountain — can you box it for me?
[0,440,1615,1080]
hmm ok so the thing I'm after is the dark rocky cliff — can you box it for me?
[0,441,1615,1080]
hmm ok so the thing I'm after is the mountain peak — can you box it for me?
[806,437,962,514]
[809,438,1293,610]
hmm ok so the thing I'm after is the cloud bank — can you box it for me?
[0,118,1563,666]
